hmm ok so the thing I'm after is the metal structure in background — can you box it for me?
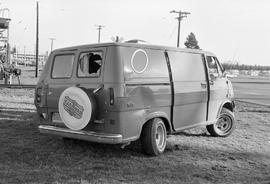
[170,10,190,47]
[0,8,22,85]
[0,8,11,84]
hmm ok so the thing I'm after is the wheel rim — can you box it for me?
[155,121,166,151]
[215,113,232,135]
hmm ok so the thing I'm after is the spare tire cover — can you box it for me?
[58,87,95,130]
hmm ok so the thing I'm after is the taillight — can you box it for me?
[109,88,114,105]
[36,87,42,103]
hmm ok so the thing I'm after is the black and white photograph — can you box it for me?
[0,0,269,183]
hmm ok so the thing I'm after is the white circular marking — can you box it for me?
[130,49,148,74]
[59,87,92,130]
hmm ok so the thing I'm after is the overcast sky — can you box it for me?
[1,0,270,66]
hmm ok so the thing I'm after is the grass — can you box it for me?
[0,88,270,184]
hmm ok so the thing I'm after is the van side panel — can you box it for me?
[167,51,208,130]
[116,47,172,140]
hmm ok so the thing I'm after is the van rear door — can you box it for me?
[46,48,106,112]
[46,51,77,111]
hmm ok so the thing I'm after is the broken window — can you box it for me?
[78,52,102,77]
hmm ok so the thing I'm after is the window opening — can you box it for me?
[78,52,102,77]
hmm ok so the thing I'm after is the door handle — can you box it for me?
[200,82,207,88]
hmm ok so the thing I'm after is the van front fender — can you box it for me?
[217,100,235,118]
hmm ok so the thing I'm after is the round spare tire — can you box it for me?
[58,87,96,130]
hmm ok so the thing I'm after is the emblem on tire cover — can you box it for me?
[63,96,84,119]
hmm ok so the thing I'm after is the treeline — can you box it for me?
[222,62,270,71]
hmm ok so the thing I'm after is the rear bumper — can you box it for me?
[38,125,123,144]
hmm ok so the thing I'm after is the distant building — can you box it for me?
[250,70,260,76]
[259,70,270,77]
[227,69,239,77]
[229,69,239,75]
[239,70,250,75]
[11,53,48,67]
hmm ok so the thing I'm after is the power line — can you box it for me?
[170,10,190,47]
[94,25,105,43]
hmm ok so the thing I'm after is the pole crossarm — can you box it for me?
[49,38,56,52]
[170,10,191,47]
[94,25,105,43]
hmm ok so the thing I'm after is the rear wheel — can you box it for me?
[207,108,235,137]
[141,118,167,156]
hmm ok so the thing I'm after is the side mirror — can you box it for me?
[209,73,218,81]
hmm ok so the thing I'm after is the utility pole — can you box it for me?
[94,25,104,43]
[24,46,26,65]
[170,10,190,47]
[49,38,55,52]
[35,1,39,78]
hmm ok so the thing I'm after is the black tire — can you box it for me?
[207,108,235,137]
[140,118,167,156]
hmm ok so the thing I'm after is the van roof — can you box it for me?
[53,42,215,56]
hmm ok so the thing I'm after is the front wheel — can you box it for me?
[207,108,235,137]
[140,118,167,156]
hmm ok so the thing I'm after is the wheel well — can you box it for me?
[223,102,234,112]
[160,117,171,133]
[141,117,171,135]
